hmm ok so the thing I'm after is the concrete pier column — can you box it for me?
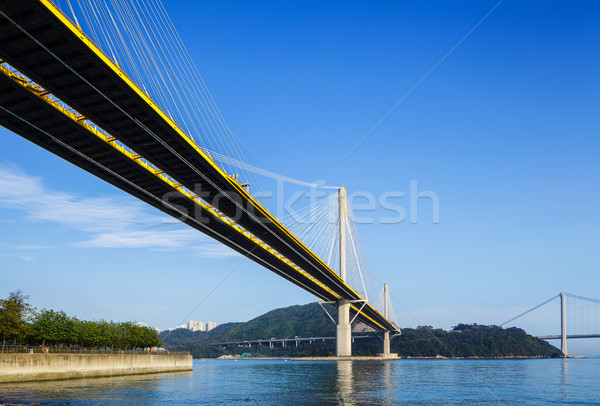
[383,283,391,355]
[560,292,567,357]
[383,331,390,354]
[336,299,351,356]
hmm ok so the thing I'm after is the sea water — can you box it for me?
[1,358,599,405]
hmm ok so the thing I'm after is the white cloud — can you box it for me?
[76,229,199,249]
[10,244,51,250]
[0,252,36,262]
[0,165,161,231]
[193,243,242,259]
[0,164,239,257]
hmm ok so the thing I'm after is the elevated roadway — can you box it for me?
[0,0,399,334]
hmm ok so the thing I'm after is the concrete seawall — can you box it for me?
[0,353,193,383]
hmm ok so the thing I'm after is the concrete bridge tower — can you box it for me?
[560,292,567,357]
[336,187,352,356]
[383,283,391,355]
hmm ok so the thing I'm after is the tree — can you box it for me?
[0,289,35,347]
[27,309,72,346]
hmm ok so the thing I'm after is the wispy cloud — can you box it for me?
[0,164,161,231]
[76,229,200,249]
[0,252,36,262]
[0,164,239,258]
[10,244,51,250]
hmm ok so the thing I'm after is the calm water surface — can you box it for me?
[1,358,599,405]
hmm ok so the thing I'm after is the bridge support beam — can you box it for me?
[336,299,352,356]
[560,292,568,357]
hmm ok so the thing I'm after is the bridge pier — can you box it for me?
[383,331,390,354]
[336,299,352,356]
[382,283,391,356]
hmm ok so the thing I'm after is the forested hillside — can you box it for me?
[160,302,562,358]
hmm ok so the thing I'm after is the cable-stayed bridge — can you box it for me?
[501,292,600,357]
[0,0,399,356]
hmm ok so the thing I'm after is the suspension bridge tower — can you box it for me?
[560,292,567,357]
[336,187,352,356]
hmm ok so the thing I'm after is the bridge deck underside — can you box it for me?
[538,335,600,340]
[0,0,397,332]
[0,69,340,306]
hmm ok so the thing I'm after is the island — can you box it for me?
[159,302,562,359]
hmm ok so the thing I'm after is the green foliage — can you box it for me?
[170,340,335,359]
[27,309,72,346]
[160,303,338,358]
[390,324,562,358]
[161,303,563,359]
[0,289,35,345]
[0,290,161,349]
[210,303,336,342]
[26,311,162,348]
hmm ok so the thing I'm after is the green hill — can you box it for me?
[162,303,562,359]
[158,322,242,346]
[209,303,336,342]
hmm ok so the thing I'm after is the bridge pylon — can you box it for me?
[336,187,352,356]
[560,292,567,357]
[383,283,391,355]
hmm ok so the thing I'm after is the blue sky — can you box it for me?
[1,0,599,353]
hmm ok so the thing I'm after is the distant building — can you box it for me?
[136,322,160,333]
[163,320,217,333]
[188,320,206,332]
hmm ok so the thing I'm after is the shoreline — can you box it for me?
[0,353,192,383]
[207,354,567,361]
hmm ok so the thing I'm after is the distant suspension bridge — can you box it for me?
[501,292,600,357]
[210,292,600,357]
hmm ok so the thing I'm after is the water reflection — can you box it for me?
[560,358,570,403]
[561,358,569,385]
[332,360,398,405]
[381,361,394,403]
[335,361,355,404]
[0,370,192,404]
[1,359,597,405]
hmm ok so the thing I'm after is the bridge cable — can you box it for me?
[200,148,340,190]
[566,293,600,304]
[0,10,355,301]
[499,294,559,327]
[71,0,270,208]
[0,102,338,304]
[65,0,79,26]
[137,0,268,202]
[7,4,398,328]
